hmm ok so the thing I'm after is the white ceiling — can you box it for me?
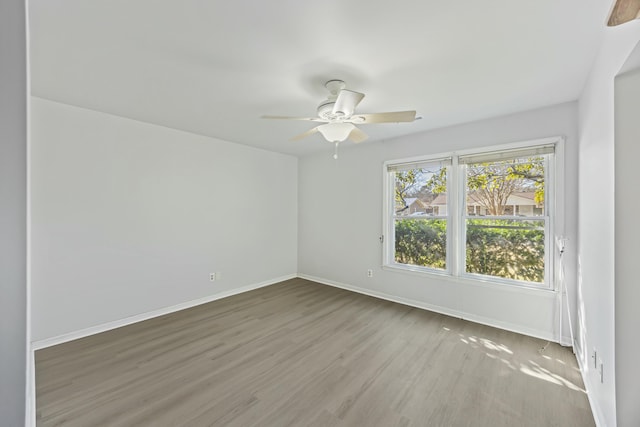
[29,0,610,157]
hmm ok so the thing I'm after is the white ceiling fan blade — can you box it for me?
[332,89,365,117]
[261,115,328,123]
[608,0,640,26]
[349,110,417,124]
[348,126,369,144]
[291,126,320,141]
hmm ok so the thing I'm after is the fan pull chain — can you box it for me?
[333,141,339,159]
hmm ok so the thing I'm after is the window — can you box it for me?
[384,139,559,289]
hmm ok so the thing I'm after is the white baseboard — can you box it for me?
[559,335,575,348]
[26,344,35,427]
[31,272,595,425]
[32,272,561,351]
[32,274,296,350]
[31,272,563,351]
[575,346,606,427]
[298,273,556,343]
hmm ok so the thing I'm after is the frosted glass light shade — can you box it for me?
[317,122,355,142]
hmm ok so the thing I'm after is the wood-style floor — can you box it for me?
[35,278,594,426]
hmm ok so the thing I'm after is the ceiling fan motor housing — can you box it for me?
[317,79,347,120]
[317,100,338,120]
[325,79,346,94]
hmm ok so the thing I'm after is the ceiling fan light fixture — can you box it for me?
[317,122,356,142]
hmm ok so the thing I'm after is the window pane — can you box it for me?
[465,219,545,283]
[395,218,447,269]
[394,165,447,216]
[392,163,448,270]
[465,156,545,217]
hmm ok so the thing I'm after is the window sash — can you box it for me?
[460,153,550,287]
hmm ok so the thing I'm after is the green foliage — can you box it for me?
[421,157,546,215]
[395,169,425,207]
[424,168,447,194]
[465,219,545,283]
[395,219,447,269]
[466,219,544,283]
[395,218,545,283]
[424,157,544,211]
[505,158,545,205]
[466,161,523,215]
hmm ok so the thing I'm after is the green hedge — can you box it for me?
[395,219,447,269]
[395,218,544,283]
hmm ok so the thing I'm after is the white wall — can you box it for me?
[299,102,578,342]
[577,21,640,427]
[615,63,640,427]
[0,0,27,424]
[31,97,298,342]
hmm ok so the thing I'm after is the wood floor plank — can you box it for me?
[35,278,594,426]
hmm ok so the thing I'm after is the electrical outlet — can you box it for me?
[209,273,216,282]
[367,269,373,278]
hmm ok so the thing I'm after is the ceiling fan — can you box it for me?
[262,80,417,158]
[608,0,640,26]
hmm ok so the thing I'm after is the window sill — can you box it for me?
[381,264,557,296]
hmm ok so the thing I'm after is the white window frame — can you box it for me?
[382,136,564,291]
[385,157,452,275]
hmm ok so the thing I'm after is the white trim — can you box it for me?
[451,155,460,276]
[298,273,557,343]
[25,0,34,423]
[559,335,573,347]
[576,346,606,427]
[381,163,397,268]
[31,274,296,350]
[552,140,569,352]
